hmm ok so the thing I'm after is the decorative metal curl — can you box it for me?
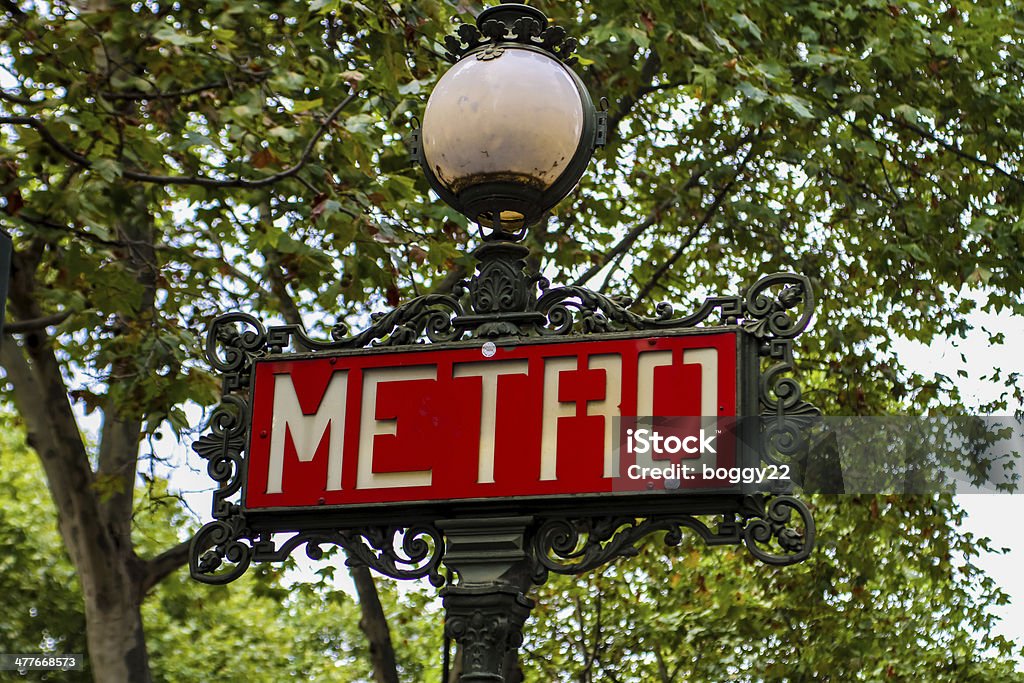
[263,293,465,354]
[532,271,812,338]
[530,514,742,584]
[191,394,247,519]
[529,496,815,581]
[741,496,816,566]
[206,312,268,393]
[190,516,254,585]
[443,16,580,65]
[734,274,820,469]
[254,525,447,587]
[741,273,815,340]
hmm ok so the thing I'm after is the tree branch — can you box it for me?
[597,250,628,294]
[634,139,760,303]
[350,565,400,683]
[140,537,193,593]
[882,113,1024,189]
[0,0,26,20]
[3,311,71,333]
[98,72,270,101]
[0,90,358,189]
[571,166,710,288]
[0,277,109,587]
[0,116,93,165]
[824,105,956,199]
[0,87,37,105]
[633,218,705,304]
[606,50,662,139]
[16,211,130,247]
[579,591,603,682]
[96,191,157,544]
[430,263,468,295]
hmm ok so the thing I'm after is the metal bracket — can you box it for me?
[407,127,422,165]
[595,109,608,147]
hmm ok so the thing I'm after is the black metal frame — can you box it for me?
[190,235,819,583]
[188,237,819,678]
[408,2,608,233]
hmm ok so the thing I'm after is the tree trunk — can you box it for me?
[4,336,153,682]
[80,577,151,682]
[1,187,168,682]
[350,564,400,683]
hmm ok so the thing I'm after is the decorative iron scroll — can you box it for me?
[190,394,246,520]
[190,235,818,584]
[258,525,446,586]
[530,514,739,584]
[190,521,446,587]
[198,265,813,363]
[747,275,821,470]
[531,272,813,338]
[530,494,815,583]
[443,17,579,65]
[189,516,253,586]
[741,496,816,565]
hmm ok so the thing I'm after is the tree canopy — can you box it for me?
[2,0,1023,680]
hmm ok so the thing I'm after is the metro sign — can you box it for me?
[243,330,756,518]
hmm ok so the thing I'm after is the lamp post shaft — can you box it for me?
[438,517,535,682]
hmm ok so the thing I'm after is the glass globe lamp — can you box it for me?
[412,1,606,236]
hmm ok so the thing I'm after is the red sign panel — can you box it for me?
[244,332,741,511]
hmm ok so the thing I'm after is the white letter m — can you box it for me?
[266,372,348,494]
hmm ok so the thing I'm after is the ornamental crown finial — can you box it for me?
[442,2,580,65]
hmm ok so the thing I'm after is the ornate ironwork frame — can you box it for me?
[189,5,819,679]
[190,237,819,586]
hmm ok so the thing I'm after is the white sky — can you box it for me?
[892,301,1024,653]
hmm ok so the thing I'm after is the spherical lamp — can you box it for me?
[412,1,606,236]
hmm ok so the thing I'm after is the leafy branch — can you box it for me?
[570,170,704,288]
[0,90,357,189]
[97,71,271,101]
[882,112,1024,189]
[571,130,758,289]
[633,135,762,303]
[605,49,663,139]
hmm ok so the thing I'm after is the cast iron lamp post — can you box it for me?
[188,3,820,682]
[405,4,812,681]
[411,7,611,678]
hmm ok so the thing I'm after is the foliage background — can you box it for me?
[2,0,1024,680]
